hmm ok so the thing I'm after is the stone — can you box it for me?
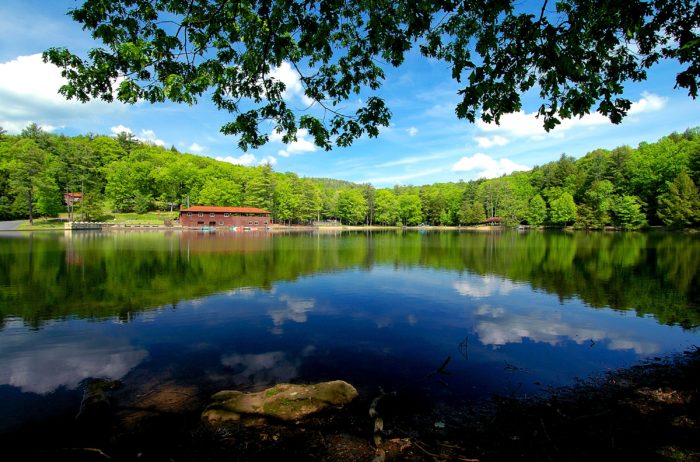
[202,380,358,425]
[75,378,121,424]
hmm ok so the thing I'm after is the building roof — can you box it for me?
[181,206,271,214]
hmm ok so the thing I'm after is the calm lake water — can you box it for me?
[1,229,699,433]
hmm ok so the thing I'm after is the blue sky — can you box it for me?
[1,1,699,187]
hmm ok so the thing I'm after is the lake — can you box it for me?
[1,229,699,435]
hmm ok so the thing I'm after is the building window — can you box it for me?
[218,221,224,225]
[254,221,259,225]
[248,221,253,225]
[263,221,268,225]
[224,213,230,217]
[198,212,204,217]
[210,212,215,217]
[187,212,192,216]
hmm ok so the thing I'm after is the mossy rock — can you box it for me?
[202,380,358,426]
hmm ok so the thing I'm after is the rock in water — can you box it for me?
[76,378,121,424]
[202,380,358,425]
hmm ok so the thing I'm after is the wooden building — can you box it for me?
[179,206,271,228]
[64,192,82,206]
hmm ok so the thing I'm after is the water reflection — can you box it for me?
[453,275,520,298]
[268,295,316,335]
[472,304,661,354]
[0,230,699,435]
[221,346,317,387]
[1,230,697,329]
[0,321,147,394]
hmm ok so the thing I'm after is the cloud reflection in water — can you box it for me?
[473,304,660,354]
[267,295,315,334]
[0,327,148,394]
[221,346,316,387]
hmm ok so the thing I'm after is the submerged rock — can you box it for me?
[202,380,358,425]
[76,378,121,424]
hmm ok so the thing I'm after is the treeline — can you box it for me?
[0,124,699,228]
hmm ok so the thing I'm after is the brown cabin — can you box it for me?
[485,216,502,225]
[179,206,271,228]
[64,192,82,206]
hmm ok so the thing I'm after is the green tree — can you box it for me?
[374,189,399,225]
[272,175,297,224]
[198,178,243,207]
[657,172,700,227]
[336,189,368,225]
[45,1,700,151]
[549,192,577,226]
[104,159,153,212]
[8,139,49,225]
[115,131,138,153]
[297,179,322,223]
[398,194,422,226]
[58,138,102,220]
[577,179,614,228]
[459,200,486,225]
[36,178,64,217]
[526,194,547,226]
[245,164,275,211]
[610,195,647,229]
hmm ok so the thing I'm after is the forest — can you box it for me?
[0,124,699,229]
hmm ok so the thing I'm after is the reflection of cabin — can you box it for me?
[179,206,271,228]
[64,192,82,206]
[485,216,502,225]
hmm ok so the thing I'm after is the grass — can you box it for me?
[17,218,67,230]
[16,211,180,229]
[105,211,179,225]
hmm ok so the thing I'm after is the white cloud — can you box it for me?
[39,124,59,133]
[269,61,315,107]
[216,153,257,166]
[0,54,124,133]
[629,91,667,115]
[110,124,132,135]
[189,142,205,153]
[214,153,276,166]
[452,153,530,179]
[137,129,166,147]
[476,92,667,140]
[259,155,278,166]
[271,128,317,157]
[475,135,509,148]
[406,126,418,137]
[109,125,167,147]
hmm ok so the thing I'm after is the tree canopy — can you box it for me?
[1,124,699,229]
[44,0,700,151]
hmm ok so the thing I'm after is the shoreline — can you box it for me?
[4,348,698,461]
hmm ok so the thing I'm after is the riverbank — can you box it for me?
[5,219,502,232]
[6,348,698,462]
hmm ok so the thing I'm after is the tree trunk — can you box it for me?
[28,186,33,225]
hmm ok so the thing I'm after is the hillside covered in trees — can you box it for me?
[0,125,699,228]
